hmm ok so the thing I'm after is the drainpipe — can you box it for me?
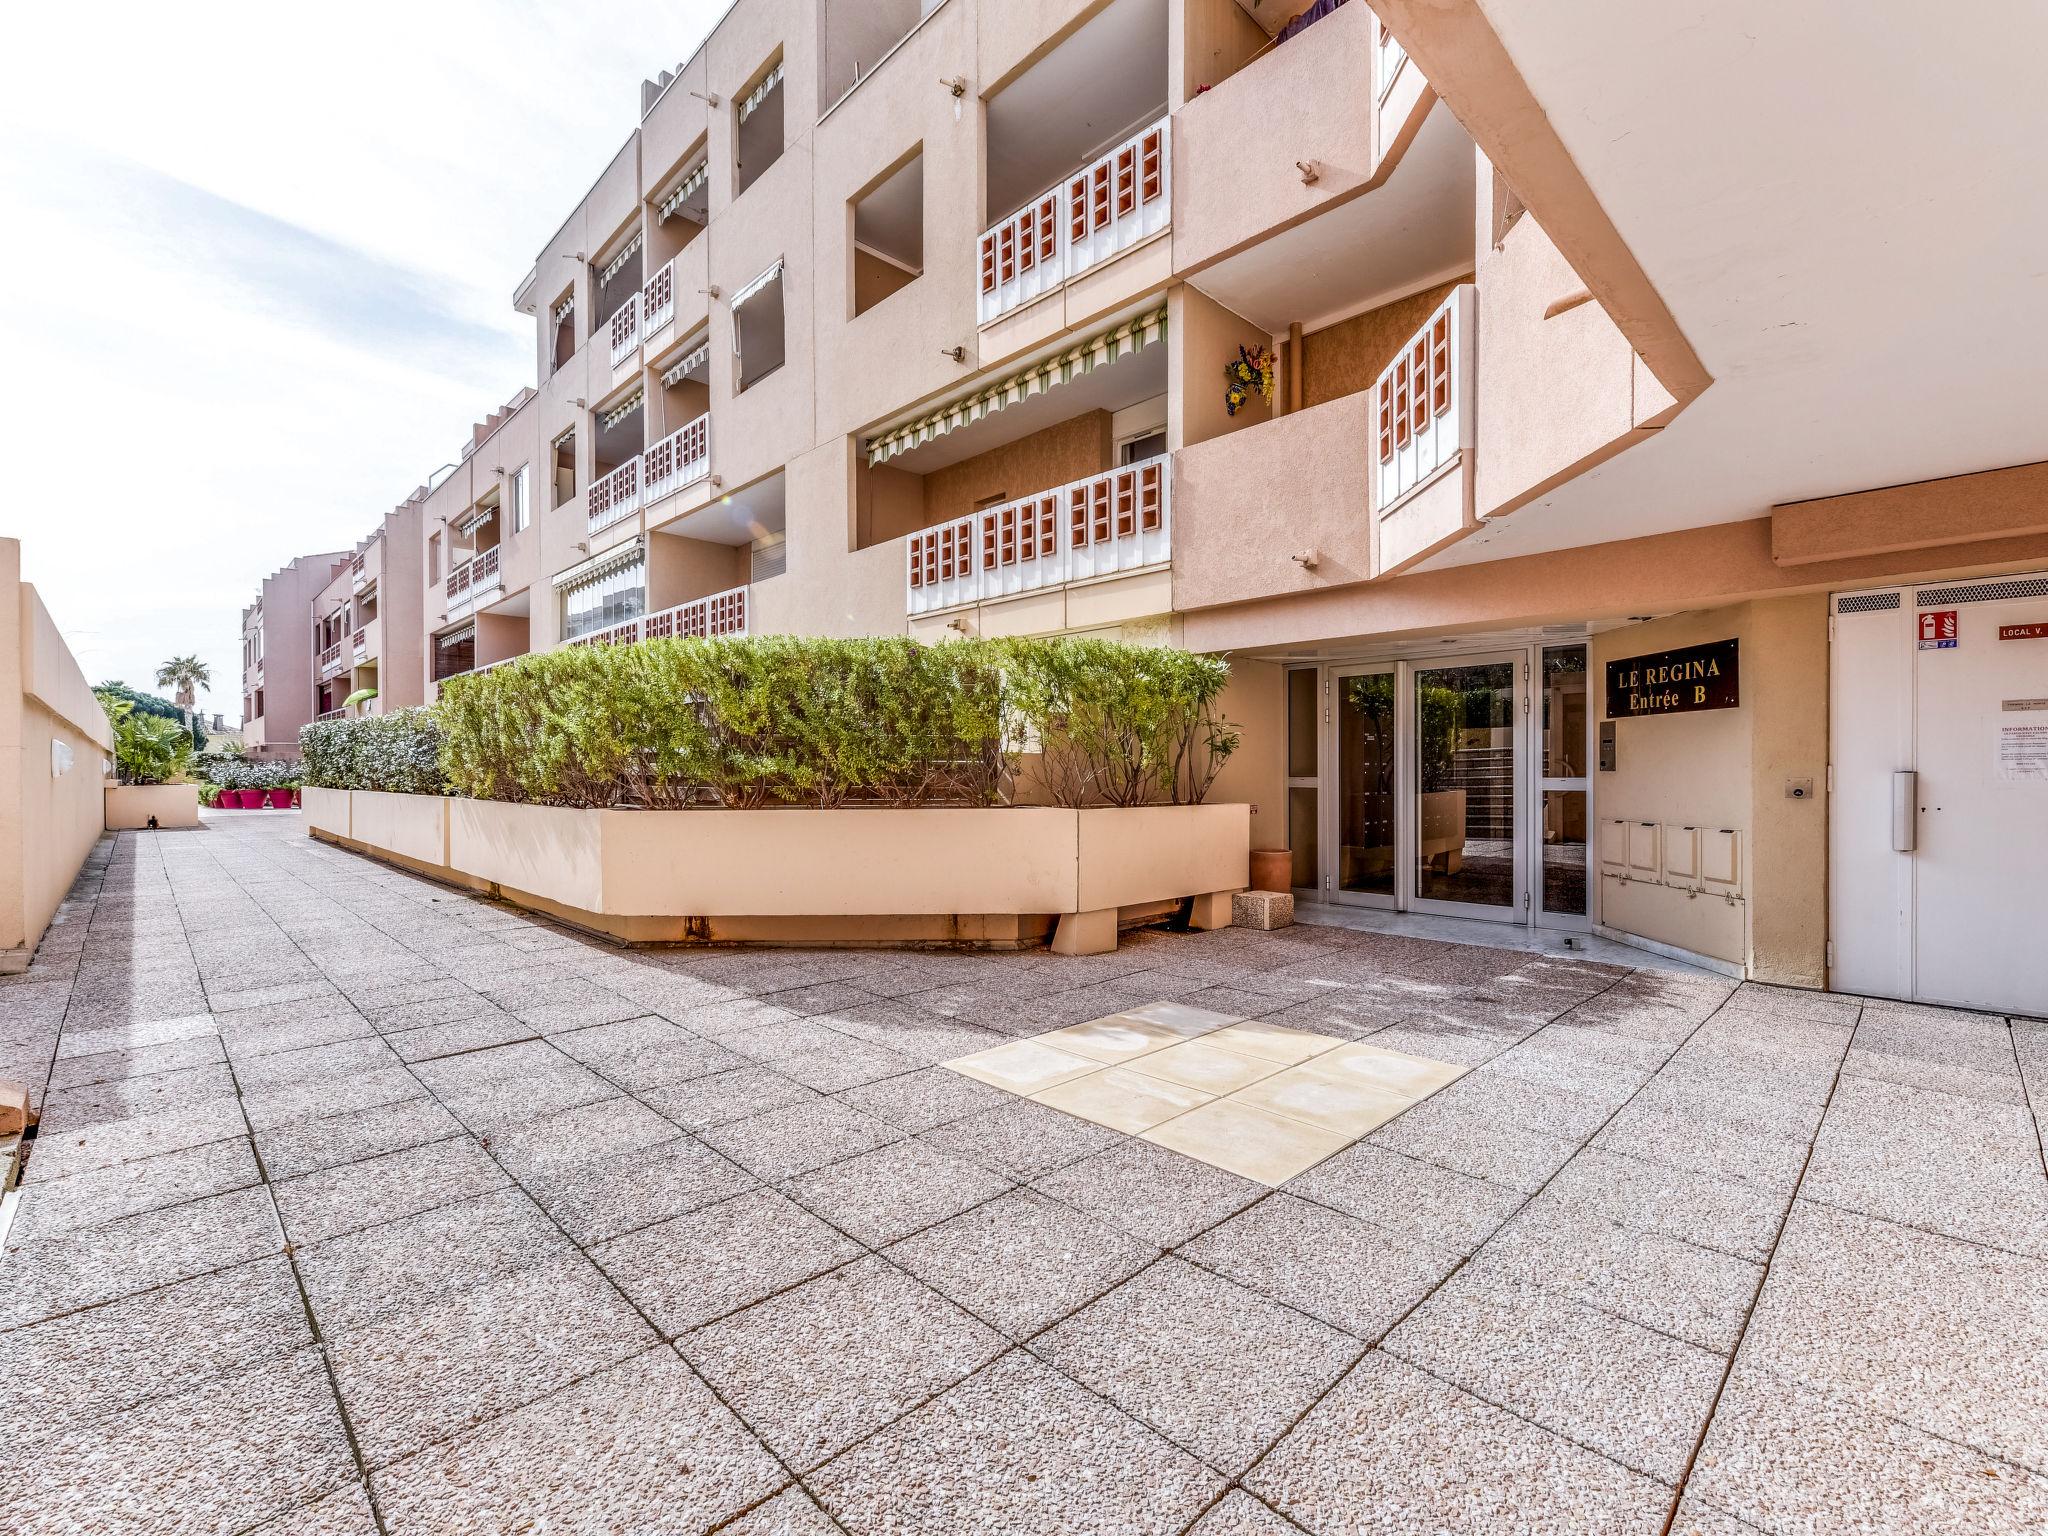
[1288,321,1304,415]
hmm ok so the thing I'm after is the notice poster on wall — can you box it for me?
[1994,708,2048,782]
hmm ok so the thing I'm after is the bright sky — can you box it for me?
[0,0,723,717]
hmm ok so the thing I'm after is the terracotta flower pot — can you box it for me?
[1249,849,1293,893]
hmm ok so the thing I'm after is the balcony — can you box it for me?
[906,457,1168,616]
[977,117,1169,327]
[350,554,368,593]
[444,544,504,618]
[565,584,751,648]
[351,627,369,664]
[643,414,710,506]
[642,256,676,340]
[588,457,643,534]
[317,642,346,681]
[609,297,641,369]
[1373,284,1475,572]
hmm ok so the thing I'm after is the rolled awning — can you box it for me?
[662,340,711,387]
[600,389,644,430]
[553,294,575,324]
[865,304,1168,467]
[739,60,784,122]
[658,161,709,222]
[599,231,643,286]
[551,537,646,590]
[729,258,783,310]
[437,624,476,652]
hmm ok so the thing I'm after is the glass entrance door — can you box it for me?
[1330,665,1398,906]
[1537,644,1591,928]
[1410,655,1523,920]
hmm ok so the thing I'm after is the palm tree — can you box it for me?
[155,654,211,712]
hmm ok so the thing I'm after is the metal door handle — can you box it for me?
[1891,770,1916,853]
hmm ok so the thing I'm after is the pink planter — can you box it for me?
[232,790,259,809]
[268,788,296,809]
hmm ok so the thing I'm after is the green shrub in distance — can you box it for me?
[299,709,447,794]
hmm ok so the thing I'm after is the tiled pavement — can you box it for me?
[1,814,2044,1535]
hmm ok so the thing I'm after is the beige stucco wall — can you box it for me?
[1,543,112,956]
[1589,596,1827,984]
[104,784,201,831]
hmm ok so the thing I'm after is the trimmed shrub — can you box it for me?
[433,635,1236,811]
[299,710,447,794]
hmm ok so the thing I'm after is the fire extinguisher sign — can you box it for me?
[1919,609,1959,650]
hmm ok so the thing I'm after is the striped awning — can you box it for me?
[599,389,644,430]
[730,258,783,310]
[599,231,643,286]
[739,60,784,122]
[658,161,709,222]
[551,537,645,590]
[458,506,496,535]
[553,426,576,448]
[553,294,576,324]
[436,624,476,652]
[866,304,1168,467]
[662,340,711,388]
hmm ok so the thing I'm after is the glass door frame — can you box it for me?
[1532,643,1594,933]
[1405,649,1528,925]
[1322,662,1400,910]
[1308,641,1592,929]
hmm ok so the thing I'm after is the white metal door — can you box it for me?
[1830,576,2048,1013]
[1828,590,1914,1000]
[1910,577,2048,1013]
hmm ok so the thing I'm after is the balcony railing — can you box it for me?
[350,555,368,591]
[588,456,643,533]
[317,641,345,679]
[1374,288,1470,510]
[565,584,751,648]
[906,456,1169,615]
[444,544,503,610]
[609,298,641,368]
[643,414,710,505]
[977,116,1170,325]
[351,627,368,662]
[316,707,346,722]
[642,257,675,338]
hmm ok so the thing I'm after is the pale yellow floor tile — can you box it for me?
[1127,1039,1283,1096]
[945,1039,1099,1095]
[1036,1014,1187,1065]
[1140,1099,1352,1186]
[1031,1067,1213,1133]
[1203,1020,1346,1066]
[1121,1001,1242,1038]
[1309,1042,1467,1100]
[1233,1064,1418,1138]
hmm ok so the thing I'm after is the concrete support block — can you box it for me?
[0,1080,30,1138]
[1187,890,1237,931]
[1052,907,1119,955]
[1232,890,1295,930]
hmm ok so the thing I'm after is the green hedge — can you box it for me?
[299,709,447,795]
[433,635,1237,810]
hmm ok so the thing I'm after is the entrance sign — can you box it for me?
[1999,622,2048,642]
[1604,639,1739,718]
[1919,609,1959,649]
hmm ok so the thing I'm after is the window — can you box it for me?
[510,464,532,532]
[553,433,577,508]
[561,550,646,640]
[551,290,575,373]
[1120,430,1167,465]
[428,530,442,582]
[733,260,786,392]
[851,150,924,318]
[433,626,476,683]
[735,57,786,198]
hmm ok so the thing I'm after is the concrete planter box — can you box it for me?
[314,795,1249,952]
[105,784,200,830]
[300,786,351,840]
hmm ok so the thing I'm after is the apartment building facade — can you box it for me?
[254,0,2046,1014]
[239,551,349,758]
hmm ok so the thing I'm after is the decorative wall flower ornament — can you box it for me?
[1225,344,1276,417]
